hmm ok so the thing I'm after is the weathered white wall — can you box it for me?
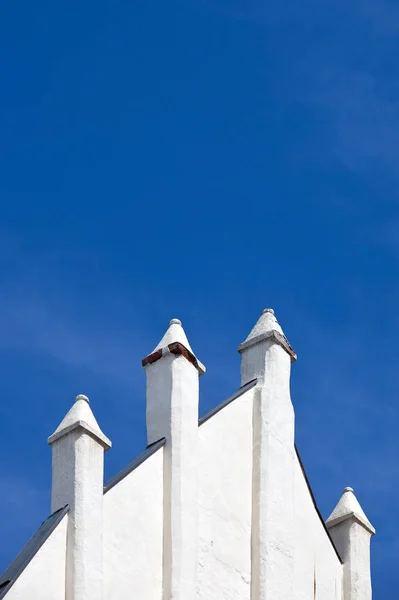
[198,386,254,600]
[5,513,67,600]
[294,455,342,600]
[103,447,164,600]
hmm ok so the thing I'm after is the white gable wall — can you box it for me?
[103,448,164,600]
[198,386,254,600]
[2,310,375,600]
[1,395,343,600]
[4,513,67,600]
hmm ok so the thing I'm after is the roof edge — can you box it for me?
[198,379,258,426]
[104,380,259,493]
[295,447,343,564]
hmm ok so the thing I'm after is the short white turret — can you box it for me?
[48,394,111,600]
[327,486,375,600]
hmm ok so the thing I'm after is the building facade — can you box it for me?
[0,309,374,599]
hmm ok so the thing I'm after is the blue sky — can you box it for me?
[0,0,398,595]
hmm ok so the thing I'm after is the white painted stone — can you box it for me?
[5,512,68,600]
[103,448,164,600]
[48,395,111,600]
[327,487,374,600]
[144,319,203,600]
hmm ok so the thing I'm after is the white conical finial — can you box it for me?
[146,318,205,374]
[152,318,193,354]
[326,486,375,534]
[75,394,89,403]
[169,318,182,325]
[239,308,284,350]
[238,307,296,359]
[48,394,111,449]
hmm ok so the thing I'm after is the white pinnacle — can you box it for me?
[149,318,205,374]
[326,487,375,535]
[238,307,287,352]
[48,394,111,449]
[152,318,194,354]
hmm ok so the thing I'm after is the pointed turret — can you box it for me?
[327,487,375,600]
[142,318,203,600]
[242,308,296,600]
[48,395,111,600]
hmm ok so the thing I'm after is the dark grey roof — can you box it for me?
[198,379,258,426]
[0,505,69,599]
[104,437,166,494]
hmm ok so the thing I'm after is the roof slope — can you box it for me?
[199,379,257,425]
[295,448,342,563]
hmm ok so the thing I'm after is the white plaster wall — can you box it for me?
[198,387,254,600]
[103,447,164,600]
[5,513,67,600]
[294,455,343,600]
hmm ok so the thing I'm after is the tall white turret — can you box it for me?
[327,487,375,600]
[238,308,297,600]
[142,318,205,600]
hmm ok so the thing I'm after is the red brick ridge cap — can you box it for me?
[142,341,202,372]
